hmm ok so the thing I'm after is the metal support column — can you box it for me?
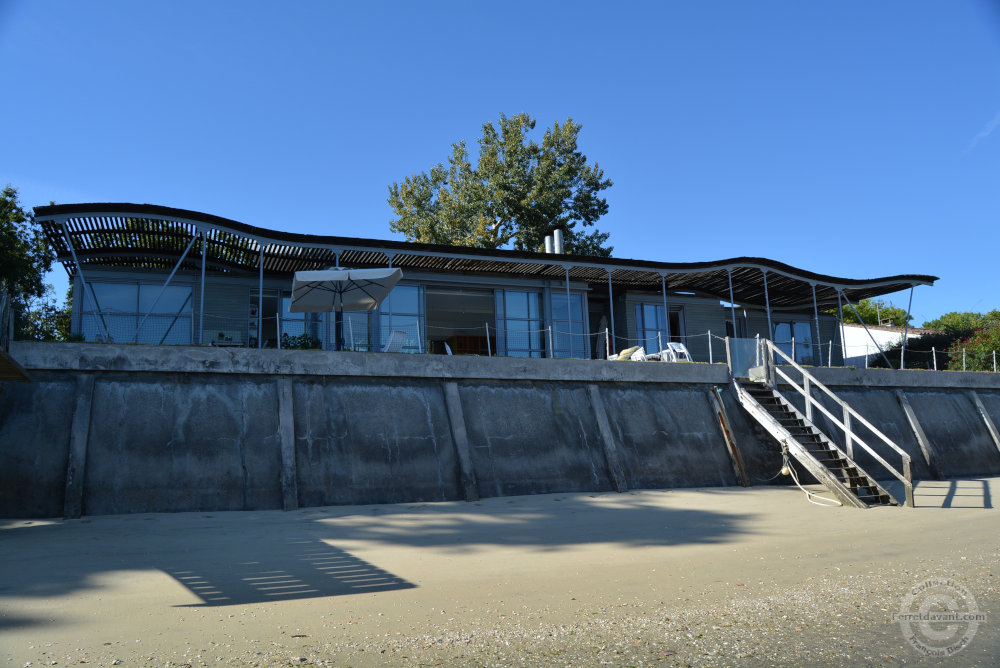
[727,269,738,336]
[258,245,264,349]
[842,292,893,369]
[660,274,671,344]
[61,221,110,340]
[837,290,846,364]
[811,283,823,366]
[198,229,207,345]
[564,265,572,357]
[762,269,773,339]
[607,270,616,353]
[135,233,198,342]
[901,286,914,370]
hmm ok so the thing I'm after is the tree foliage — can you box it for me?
[828,298,911,327]
[388,113,614,256]
[1,185,53,302]
[948,325,1000,372]
[19,285,74,342]
[1,185,66,340]
[922,310,1000,335]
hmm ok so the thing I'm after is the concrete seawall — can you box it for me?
[2,343,999,518]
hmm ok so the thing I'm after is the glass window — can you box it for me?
[90,283,136,313]
[378,285,424,353]
[773,320,815,365]
[140,285,192,313]
[495,289,544,357]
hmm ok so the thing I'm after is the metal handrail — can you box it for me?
[760,338,913,496]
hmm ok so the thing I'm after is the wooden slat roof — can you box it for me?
[35,203,937,310]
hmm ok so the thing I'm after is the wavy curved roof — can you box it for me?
[34,203,936,310]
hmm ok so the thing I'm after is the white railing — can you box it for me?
[757,337,914,507]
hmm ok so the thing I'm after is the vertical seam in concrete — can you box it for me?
[278,378,299,511]
[587,384,628,493]
[968,391,1000,458]
[63,374,95,519]
[442,381,479,502]
[895,389,943,480]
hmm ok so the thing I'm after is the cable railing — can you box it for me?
[28,310,1000,372]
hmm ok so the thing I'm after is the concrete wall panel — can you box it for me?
[459,382,614,498]
[82,374,282,515]
[601,385,739,490]
[0,377,75,517]
[904,391,1000,477]
[293,378,461,506]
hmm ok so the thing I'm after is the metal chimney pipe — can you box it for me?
[544,235,554,254]
[553,229,564,254]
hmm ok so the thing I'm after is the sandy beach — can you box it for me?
[2,479,998,667]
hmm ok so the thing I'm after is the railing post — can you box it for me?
[932,346,937,371]
[767,340,776,388]
[903,457,914,508]
[605,327,610,359]
[963,348,966,371]
[485,322,491,357]
[843,407,853,459]
[708,330,713,364]
[724,336,733,375]
[804,375,812,422]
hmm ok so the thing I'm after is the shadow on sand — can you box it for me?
[0,491,751,615]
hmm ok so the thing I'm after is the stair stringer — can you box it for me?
[733,380,895,508]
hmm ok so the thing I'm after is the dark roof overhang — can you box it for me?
[34,203,937,310]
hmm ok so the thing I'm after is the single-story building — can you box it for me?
[34,203,937,366]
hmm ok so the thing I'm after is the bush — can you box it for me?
[281,333,321,350]
[948,326,1000,372]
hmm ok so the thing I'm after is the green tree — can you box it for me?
[388,113,614,256]
[829,298,911,327]
[922,310,1000,335]
[1,185,57,338]
[1,185,53,301]
[19,284,74,342]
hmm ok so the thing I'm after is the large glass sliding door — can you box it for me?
[552,292,586,358]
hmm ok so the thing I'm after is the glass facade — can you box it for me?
[551,292,586,358]
[81,282,192,344]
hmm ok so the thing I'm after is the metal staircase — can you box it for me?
[727,337,913,508]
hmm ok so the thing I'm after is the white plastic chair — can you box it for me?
[381,330,407,353]
[661,342,693,362]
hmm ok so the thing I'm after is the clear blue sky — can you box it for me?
[2,0,998,326]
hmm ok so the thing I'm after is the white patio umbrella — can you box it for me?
[289,268,403,313]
